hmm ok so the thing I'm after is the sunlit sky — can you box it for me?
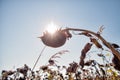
[1,0,120,72]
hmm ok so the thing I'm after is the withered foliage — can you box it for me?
[2,70,15,80]
[90,38,103,50]
[84,60,94,66]
[48,50,69,65]
[112,54,120,71]
[48,59,55,65]
[2,70,15,76]
[40,65,48,71]
[17,64,29,77]
[67,62,78,73]
[80,32,92,37]
[111,43,120,71]
[79,59,84,68]
[79,43,93,68]
[111,43,120,48]
[64,29,72,39]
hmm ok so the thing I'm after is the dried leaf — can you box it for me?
[112,54,120,71]
[82,43,93,54]
[81,32,92,37]
[84,60,94,66]
[90,38,103,49]
[49,50,69,65]
[40,65,48,71]
[79,59,84,68]
[57,50,69,55]
[111,43,120,48]
[79,43,92,68]
[51,56,61,59]
[67,62,78,73]
[48,60,55,65]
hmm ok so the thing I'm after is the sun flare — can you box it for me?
[46,21,58,34]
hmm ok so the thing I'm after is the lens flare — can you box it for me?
[46,21,58,34]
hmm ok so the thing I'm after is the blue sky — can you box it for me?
[1,0,120,72]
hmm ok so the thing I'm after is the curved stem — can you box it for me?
[32,46,46,71]
[66,28,120,60]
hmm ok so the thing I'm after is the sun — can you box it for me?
[46,21,58,34]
